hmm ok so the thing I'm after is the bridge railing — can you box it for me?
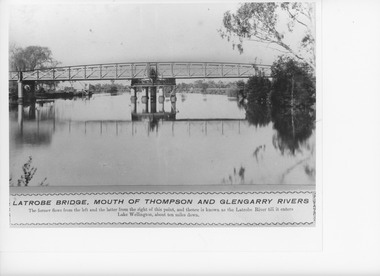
[9,62,272,81]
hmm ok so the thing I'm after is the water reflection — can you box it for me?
[221,166,246,185]
[130,94,177,133]
[11,100,55,146]
[242,99,315,155]
[220,91,316,184]
[271,105,315,155]
[10,93,315,186]
[245,103,271,127]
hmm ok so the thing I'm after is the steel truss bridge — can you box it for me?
[9,62,271,82]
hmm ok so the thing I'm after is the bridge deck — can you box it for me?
[9,62,271,81]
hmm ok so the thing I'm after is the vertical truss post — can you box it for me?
[146,63,150,78]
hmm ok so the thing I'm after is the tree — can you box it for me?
[201,82,209,93]
[219,2,315,71]
[270,56,315,108]
[9,44,60,92]
[246,76,271,104]
[9,44,59,71]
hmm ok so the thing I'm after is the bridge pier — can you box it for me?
[130,78,177,120]
[18,81,23,103]
[170,86,177,114]
[130,87,137,100]
[171,99,176,114]
[141,87,149,113]
[17,72,23,103]
[158,86,165,112]
[17,72,36,103]
[150,86,157,113]
[131,87,137,113]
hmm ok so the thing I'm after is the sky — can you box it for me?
[9,1,282,67]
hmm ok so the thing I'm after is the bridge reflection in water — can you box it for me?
[12,99,247,142]
[10,93,315,186]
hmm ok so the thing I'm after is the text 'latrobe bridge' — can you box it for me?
[9,62,271,81]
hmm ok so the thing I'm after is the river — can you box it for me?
[9,92,315,186]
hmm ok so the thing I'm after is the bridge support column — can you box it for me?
[130,87,137,113]
[150,86,157,113]
[142,87,149,113]
[130,87,137,99]
[130,78,176,119]
[17,72,23,104]
[18,81,23,103]
[158,86,165,112]
[170,86,177,114]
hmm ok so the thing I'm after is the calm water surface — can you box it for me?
[9,92,315,186]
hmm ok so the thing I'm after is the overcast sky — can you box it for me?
[9,1,283,67]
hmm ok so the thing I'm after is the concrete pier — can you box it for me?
[170,87,177,114]
[130,87,137,113]
[158,86,165,112]
[130,78,176,120]
[141,87,149,113]
[17,71,23,104]
[150,86,157,113]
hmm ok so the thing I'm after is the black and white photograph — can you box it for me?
[2,0,380,275]
[7,2,317,227]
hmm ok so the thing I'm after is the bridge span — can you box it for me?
[9,61,271,82]
[10,61,272,110]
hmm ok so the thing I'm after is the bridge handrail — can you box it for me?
[9,61,272,73]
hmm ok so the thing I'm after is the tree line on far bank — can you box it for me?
[176,80,244,96]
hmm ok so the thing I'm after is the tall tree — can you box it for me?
[9,45,59,71]
[219,2,315,71]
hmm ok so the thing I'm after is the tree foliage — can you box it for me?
[246,76,272,104]
[9,44,58,71]
[219,2,315,71]
[270,56,315,107]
